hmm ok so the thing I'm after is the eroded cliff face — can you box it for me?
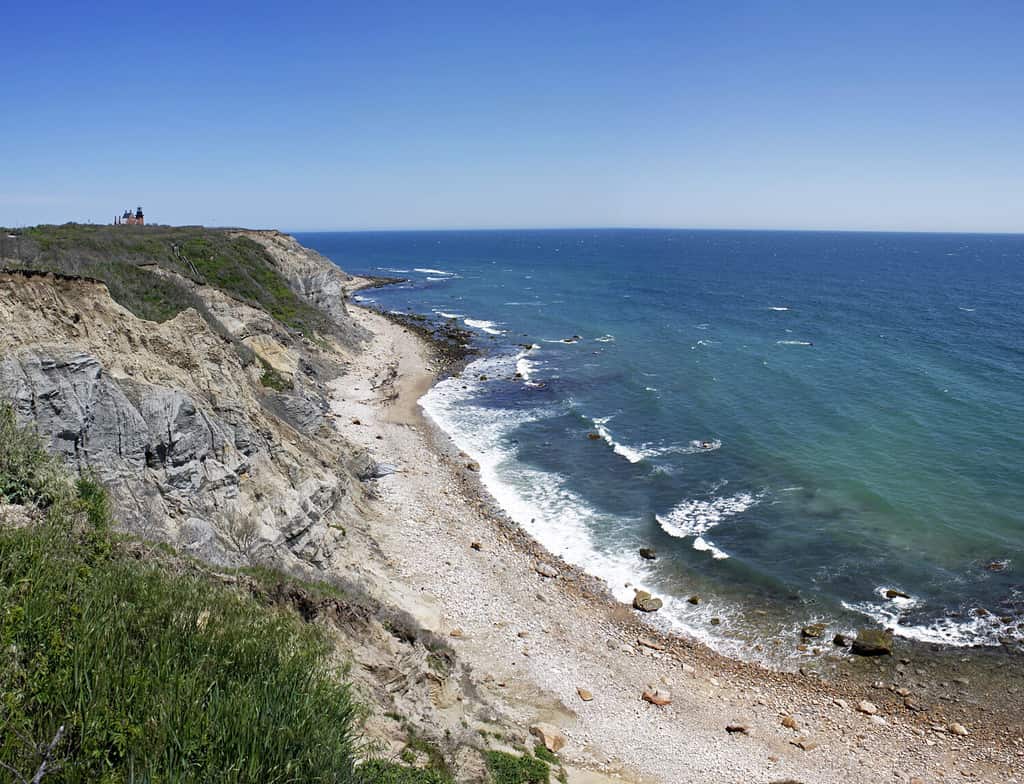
[0,271,370,570]
[233,229,370,347]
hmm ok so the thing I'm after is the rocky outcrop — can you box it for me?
[234,230,369,348]
[0,271,370,570]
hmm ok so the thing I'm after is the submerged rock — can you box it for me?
[851,628,894,656]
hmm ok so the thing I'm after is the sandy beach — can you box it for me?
[323,290,1023,784]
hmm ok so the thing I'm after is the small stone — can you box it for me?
[857,700,879,716]
[517,631,529,638]
[637,636,665,651]
[639,547,657,560]
[466,461,480,472]
[535,562,559,578]
[833,698,849,709]
[790,737,818,751]
[904,696,928,712]
[642,688,672,706]
[950,722,969,736]
[781,715,799,730]
[801,623,827,638]
[449,628,463,638]
[470,541,483,551]
[869,715,887,726]
[725,723,750,735]
[688,595,701,605]
[633,590,663,613]
[710,617,721,625]
[833,633,850,646]
[577,687,594,702]
[529,722,567,752]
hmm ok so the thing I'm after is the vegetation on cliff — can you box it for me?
[0,224,330,337]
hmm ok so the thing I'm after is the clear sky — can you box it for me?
[2,1,1022,232]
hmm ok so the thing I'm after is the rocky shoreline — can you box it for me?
[2,226,1021,782]
[341,279,1024,782]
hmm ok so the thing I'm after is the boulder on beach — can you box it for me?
[633,590,663,612]
[851,628,894,656]
[529,722,566,752]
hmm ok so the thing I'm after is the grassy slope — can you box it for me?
[1,223,329,337]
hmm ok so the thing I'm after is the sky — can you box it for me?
[1,1,1022,232]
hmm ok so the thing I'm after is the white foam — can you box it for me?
[841,598,1018,648]
[414,267,453,275]
[426,276,452,282]
[418,358,749,658]
[656,491,761,560]
[595,334,615,343]
[591,416,648,463]
[776,340,812,346]
[379,267,411,273]
[433,310,465,319]
[464,318,504,335]
[769,306,790,311]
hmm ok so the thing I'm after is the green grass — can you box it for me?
[4,224,331,338]
[0,405,364,783]
[484,750,551,784]
[259,358,292,392]
[356,761,452,783]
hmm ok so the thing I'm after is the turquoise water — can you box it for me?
[298,229,1024,657]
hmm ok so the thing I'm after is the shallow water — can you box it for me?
[298,229,1024,659]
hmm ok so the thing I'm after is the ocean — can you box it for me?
[296,229,1024,662]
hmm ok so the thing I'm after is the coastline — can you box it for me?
[329,282,1023,783]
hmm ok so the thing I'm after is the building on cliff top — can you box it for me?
[114,207,145,225]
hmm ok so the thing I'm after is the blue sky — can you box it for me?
[2,1,1022,232]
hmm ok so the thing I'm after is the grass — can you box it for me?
[3,223,330,338]
[259,358,293,391]
[484,750,551,784]
[0,405,365,782]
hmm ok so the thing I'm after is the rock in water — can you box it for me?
[885,588,911,599]
[801,623,827,638]
[529,723,567,752]
[851,628,894,656]
[639,547,657,560]
[633,590,663,612]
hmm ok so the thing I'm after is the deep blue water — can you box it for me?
[297,229,1024,659]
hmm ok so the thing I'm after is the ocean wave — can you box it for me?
[841,597,1020,648]
[414,267,453,275]
[433,310,465,319]
[590,416,652,463]
[427,275,459,282]
[418,368,746,657]
[768,306,790,311]
[378,267,411,273]
[464,318,504,335]
[656,491,761,559]
[776,340,813,346]
[595,334,615,343]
